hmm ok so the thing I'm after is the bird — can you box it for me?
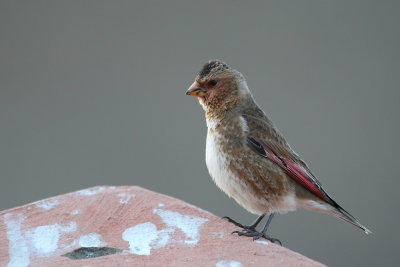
[185,60,371,244]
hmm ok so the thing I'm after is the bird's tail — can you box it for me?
[331,205,372,234]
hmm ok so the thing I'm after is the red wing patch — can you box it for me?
[247,136,328,201]
[280,159,326,200]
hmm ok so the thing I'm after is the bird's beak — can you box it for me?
[186,81,206,97]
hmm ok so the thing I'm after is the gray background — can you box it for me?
[1,1,398,266]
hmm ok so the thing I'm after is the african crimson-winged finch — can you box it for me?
[186,60,370,243]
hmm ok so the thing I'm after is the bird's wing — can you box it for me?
[242,110,371,234]
[246,135,373,233]
[242,113,334,205]
[246,136,331,202]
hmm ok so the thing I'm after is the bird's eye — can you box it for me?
[208,80,218,87]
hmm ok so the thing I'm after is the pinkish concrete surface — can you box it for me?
[0,186,325,266]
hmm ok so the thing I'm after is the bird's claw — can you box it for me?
[265,236,282,246]
[224,215,282,245]
[222,216,254,230]
[259,234,282,245]
[231,229,282,245]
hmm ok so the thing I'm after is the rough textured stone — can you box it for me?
[0,186,325,266]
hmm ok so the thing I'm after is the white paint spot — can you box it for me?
[118,193,135,204]
[153,209,208,245]
[122,222,174,255]
[31,224,59,255]
[255,240,269,245]
[4,213,30,267]
[158,203,165,207]
[4,213,77,265]
[27,221,76,256]
[35,199,60,210]
[108,186,116,190]
[79,233,106,247]
[216,260,243,267]
[78,187,105,196]
[71,210,81,215]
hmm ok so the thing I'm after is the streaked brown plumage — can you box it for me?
[186,60,371,242]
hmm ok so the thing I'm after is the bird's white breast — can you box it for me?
[205,130,234,193]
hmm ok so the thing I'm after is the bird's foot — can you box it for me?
[232,228,282,245]
[222,216,255,230]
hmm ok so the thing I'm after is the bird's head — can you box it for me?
[186,60,251,113]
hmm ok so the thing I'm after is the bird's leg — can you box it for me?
[255,213,282,245]
[222,215,264,230]
[232,213,282,245]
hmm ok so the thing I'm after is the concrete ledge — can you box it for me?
[0,186,324,266]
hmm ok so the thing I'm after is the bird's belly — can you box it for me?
[205,132,268,214]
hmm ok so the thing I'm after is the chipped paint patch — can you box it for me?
[4,213,30,267]
[35,199,60,210]
[255,240,269,245]
[79,233,107,247]
[153,209,208,245]
[122,222,174,255]
[77,187,105,196]
[216,260,243,267]
[118,193,135,204]
[157,203,165,207]
[62,247,122,260]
